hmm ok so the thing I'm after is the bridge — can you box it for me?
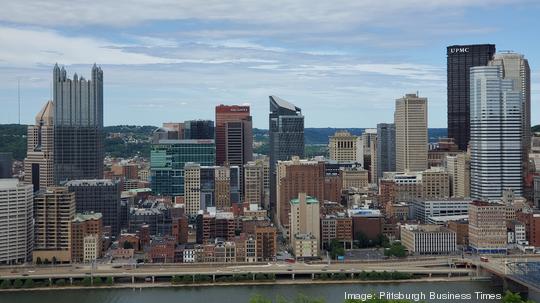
[475,256,540,302]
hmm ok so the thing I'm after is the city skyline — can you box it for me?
[0,1,539,129]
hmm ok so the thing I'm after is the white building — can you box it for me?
[83,234,99,262]
[0,179,33,265]
[400,224,457,255]
[412,198,471,224]
[470,65,523,200]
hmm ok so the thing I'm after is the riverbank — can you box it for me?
[0,275,490,293]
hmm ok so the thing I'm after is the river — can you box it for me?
[0,280,504,303]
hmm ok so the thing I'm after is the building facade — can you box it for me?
[394,93,428,172]
[376,123,396,182]
[53,64,104,184]
[447,44,496,150]
[468,201,507,254]
[329,130,363,163]
[0,179,33,265]
[470,66,523,200]
[401,224,457,255]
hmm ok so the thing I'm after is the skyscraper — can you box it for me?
[184,120,215,139]
[269,96,304,213]
[447,44,496,150]
[0,152,13,178]
[33,187,76,263]
[376,123,396,181]
[25,100,54,191]
[328,130,363,163]
[66,180,121,236]
[151,139,216,197]
[489,52,531,165]
[470,65,522,200]
[215,105,252,165]
[394,93,428,172]
[0,179,33,265]
[53,64,104,184]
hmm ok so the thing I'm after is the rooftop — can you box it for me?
[290,196,319,205]
[73,212,103,222]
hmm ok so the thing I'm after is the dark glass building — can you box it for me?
[66,179,121,236]
[184,120,215,139]
[268,96,304,211]
[447,44,495,150]
[376,123,396,181]
[0,152,13,178]
[53,64,104,184]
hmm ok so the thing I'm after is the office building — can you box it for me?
[25,101,54,191]
[428,138,460,168]
[215,105,252,165]
[276,157,324,230]
[71,212,103,263]
[0,179,33,265]
[244,160,268,207]
[447,44,496,150]
[446,152,471,198]
[66,180,121,236]
[184,120,215,139]
[195,211,236,243]
[421,167,450,199]
[341,166,369,189]
[321,214,353,248]
[329,130,363,163]
[269,96,304,212]
[468,200,507,254]
[394,93,428,172]
[150,139,215,197]
[53,64,104,184]
[470,66,523,200]
[289,193,320,247]
[412,198,471,224]
[376,123,396,182]
[184,163,240,215]
[33,187,76,263]
[489,52,531,155]
[401,224,456,255]
[0,152,12,178]
[255,226,277,261]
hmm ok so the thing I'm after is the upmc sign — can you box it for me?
[450,47,469,54]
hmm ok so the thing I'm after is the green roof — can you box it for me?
[290,196,319,204]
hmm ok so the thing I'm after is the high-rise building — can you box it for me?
[489,52,531,163]
[53,64,104,184]
[447,44,496,150]
[470,66,522,200]
[468,200,507,254]
[71,212,103,263]
[276,157,324,231]
[255,226,277,261]
[0,152,13,178]
[289,193,320,248]
[0,179,33,265]
[421,167,450,199]
[184,163,240,215]
[25,100,54,192]
[184,120,215,140]
[33,187,76,263]
[269,96,304,213]
[66,180,121,236]
[376,123,396,181]
[150,139,215,197]
[361,129,377,179]
[215,105,252,166]
[394,93,428,172]
[328,130,363,163]
[244,160,267,208]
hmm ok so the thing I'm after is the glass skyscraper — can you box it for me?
[470,66,522,200]
[150,139,216,197]
[268,96,304,211]
[53,64,104,184]
[447,44,496,151]
[376,123,396,181]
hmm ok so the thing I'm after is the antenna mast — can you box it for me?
[18,78,21,125]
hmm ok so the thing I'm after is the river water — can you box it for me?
[0,280,503,303]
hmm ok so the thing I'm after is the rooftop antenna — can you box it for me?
[17,78,20,125]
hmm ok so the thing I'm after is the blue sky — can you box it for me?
[0,0,538,128]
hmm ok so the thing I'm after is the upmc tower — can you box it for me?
[447,44,495,151]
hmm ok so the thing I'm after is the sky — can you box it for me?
[0,0,539,129]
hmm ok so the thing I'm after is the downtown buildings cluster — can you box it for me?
[0,44,540,266]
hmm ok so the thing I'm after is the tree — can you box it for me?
[0,279,11,289]
[23,279,34,288]
[93,277,102,286]
[55,279,66,287]
[123,241,134,249]
[52,256,57,265]
[82,277,92,286]
[13,279,23,289]
[106,277,114,285]
[502,291,535,303]
[43,258,50,265]
[249,294,272,303]
[384,242,407,258]
[35,257,42,265]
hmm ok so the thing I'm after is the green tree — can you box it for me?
[105,277,114,285]
[52,256,57,265]
[23,279,34,288]
[93,277,102,286]
[82,277,92,286]
[384,242,407,258]
[249,294,272,303]
[0,279,11,289]
[502,291,535,303]
[329,239,346,259]
[35,257,42,265]
[55,279,66,287]
[13,278,23,289]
